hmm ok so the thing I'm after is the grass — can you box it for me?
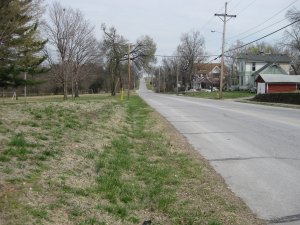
[0,94,265,225]
[183,91,255,99]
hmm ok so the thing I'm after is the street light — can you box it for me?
[211,30,222,34]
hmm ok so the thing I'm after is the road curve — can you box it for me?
[138,79,300,225]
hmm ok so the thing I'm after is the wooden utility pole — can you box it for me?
[176,65,179,95]
[215,2,236,99]
[164,70,166,92]
[158,67,161,92]
[127,44,131,99]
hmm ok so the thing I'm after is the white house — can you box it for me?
[237,53,291,89]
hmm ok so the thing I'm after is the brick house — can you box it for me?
[193,63,228,90]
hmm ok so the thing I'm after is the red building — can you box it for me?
[255,74,300,94]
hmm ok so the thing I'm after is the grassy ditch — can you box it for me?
[0,95,264,225]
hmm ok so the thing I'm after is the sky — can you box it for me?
[43,0,300,63]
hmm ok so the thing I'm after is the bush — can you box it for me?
[252,93,300,105]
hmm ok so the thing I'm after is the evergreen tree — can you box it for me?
[0,0,46,87]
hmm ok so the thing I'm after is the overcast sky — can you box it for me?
[43,0,300,62]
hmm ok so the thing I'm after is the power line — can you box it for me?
[225,18,300,54]
[231,0,243,11]
[228,0,299,41]
[154,54,220,58]
[198,1,234,35]
[206,55,222,64]
[235,0,257,16]
[238,17,288,41]
[207,18,300,63]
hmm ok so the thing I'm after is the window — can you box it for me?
[252,62,256,71]
[240,62,244,72]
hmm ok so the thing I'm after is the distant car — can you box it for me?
[229,85,239,91]
[239,86,250,91]
[212,87,219,92]
[189,88,197,92]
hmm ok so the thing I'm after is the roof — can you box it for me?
[196,63,228,74]
[197,63,221,72]
[239,53,291,63]
[256,74,300,83]
[196,76,213,84]
[251,63,288,77]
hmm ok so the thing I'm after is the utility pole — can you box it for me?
[164,70,166,92]
[127,44,131,99]
[215,2,236,99]
[158,67,161,92]
[176,65,179,95]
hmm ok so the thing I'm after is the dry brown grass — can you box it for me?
[0,95,265,225]
[0,96,124,225]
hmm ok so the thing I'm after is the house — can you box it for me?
[192,75,213,90]
[237,53,291,89]
[255,74,300,94]
[193,63,228,90]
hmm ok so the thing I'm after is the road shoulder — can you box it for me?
[150,109,266,225]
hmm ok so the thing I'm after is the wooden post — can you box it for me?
[176,65,179,95]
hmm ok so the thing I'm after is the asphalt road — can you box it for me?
[138,79,300,225]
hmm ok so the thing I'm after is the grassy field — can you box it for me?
[183,91,255,99]
[0,94,264,225]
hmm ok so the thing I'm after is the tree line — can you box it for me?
[0,1,156,99]
[1,1,300,97]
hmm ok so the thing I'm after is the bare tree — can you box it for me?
[245,42,281,54]
[159,57,180,92]
[44,2,98,99]
[284,8,300,74]
[225,40,246,87]
[130,35,156,71]
[100,24,156,95]
[177,31,205,90]
[71,22,99,97]
[101,25,127,96]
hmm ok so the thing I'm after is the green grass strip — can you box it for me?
[95,96,210,224]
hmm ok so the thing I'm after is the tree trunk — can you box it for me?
[75,81,79,97]
[111,75,116,96]
[71,78,74,99]
[63,82,68,100]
